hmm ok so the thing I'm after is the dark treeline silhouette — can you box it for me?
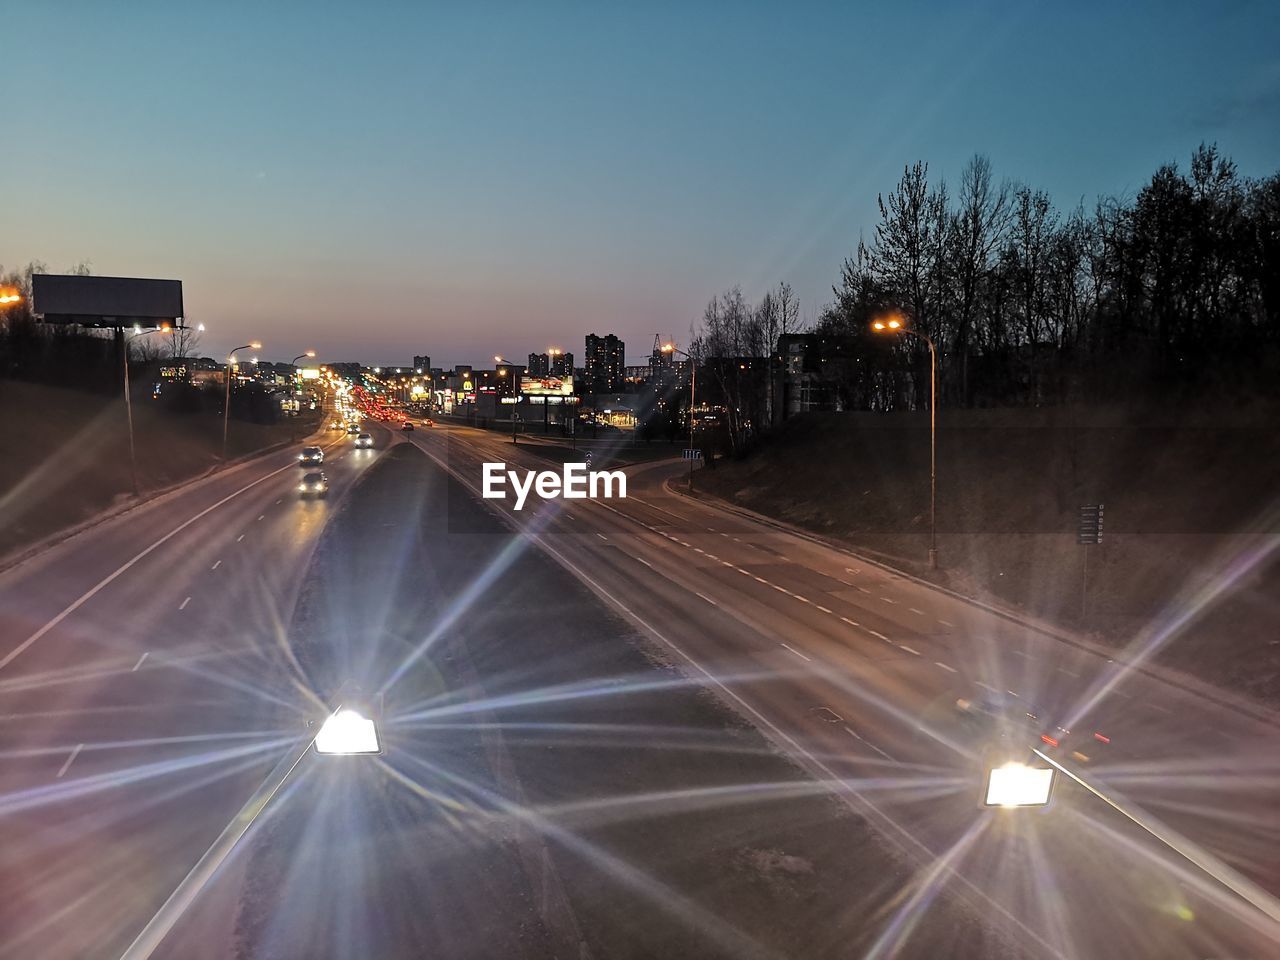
[817,145,1280,410]
[690,145,1280,422]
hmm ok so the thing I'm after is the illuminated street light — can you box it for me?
[223,341,263,461]
[872,311,939,569]
[983,762,1055,808]
[0,286,22,305]
[663,342,699,489]
[121,322,176,496]
[314,707,382,755]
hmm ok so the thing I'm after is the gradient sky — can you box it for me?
[3,1,1277,366]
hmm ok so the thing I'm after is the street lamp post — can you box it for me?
[223,341,263,462]
[495,355,518,444]
[290,351,316,440]
[122,323,174,495]
[872,312,938,570]
[663,343,698,490]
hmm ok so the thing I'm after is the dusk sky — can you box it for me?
[3,1,1277,367]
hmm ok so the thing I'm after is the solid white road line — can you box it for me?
[132,652,150,671]
[0,458,297,673]
[178,597,191,611]
[844,726,894,761]
[780,642,813,663]
[56,743,83,779]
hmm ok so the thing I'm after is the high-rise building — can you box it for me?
[528,350,575,378]
[413,355,431,373]
[584,334,624,393]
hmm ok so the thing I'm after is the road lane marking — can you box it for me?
[856,587,871,594]
[596,533,608,541]
[937,618,955,627]
[898,644,921,656]
[1056,666,1080,677]
[845,568,860,575]
[275,499,282,504]
[1006,689,1019,697]
[1012,649,1032,659]
[695,593,718,607]
[1147,703,1173,714]
[211,560,222,570]
[721,561,734,567]
[975,681,999,693]
[844,726,894,760]
[56,744,83,779]
[693,548,704,554]
[794,595,811,604]
[935,661,957,673]
[235,534,245,542]
[736,568,752,576]
[816,605,833,614]
[178,597,191,611]
[636,557,653,568]
[780,643,812,663]
[908,607,925,616]
[257,515,264,521]
[868,630,890,641]
[754,576,768,583]
[880,597,897,604]
[705,554,719,561]
[840,616,860,627]
[132,652,149,671]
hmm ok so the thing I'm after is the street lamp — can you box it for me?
[495,355,520,444]
[223,341,263,461]
[0,286,22,306]
[872,311,939,570]
[663,342,699,489]
[121,322,175,495]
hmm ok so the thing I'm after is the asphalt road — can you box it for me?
[1,416,1277,958]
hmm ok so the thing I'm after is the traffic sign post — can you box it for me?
[682,449,701,461]
[1078,504,1104,620]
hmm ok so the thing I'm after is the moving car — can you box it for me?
[298,445,325,465]
[953,694,1112,765]
[346,423,360,435]
[401,421,415,431]
[298,471,329,498]
[355,432,373,448]
[329,420,343,430]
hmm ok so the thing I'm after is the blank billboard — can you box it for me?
[31,274,184,328]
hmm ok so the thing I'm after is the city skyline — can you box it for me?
[3,3,1277,362]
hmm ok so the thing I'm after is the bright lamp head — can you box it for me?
[314,708,381,755]
[984,762,1054,807]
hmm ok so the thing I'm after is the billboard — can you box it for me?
[31,274,184,328]
[520,374,574,396]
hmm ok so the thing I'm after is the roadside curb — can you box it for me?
[0,421,329,579]
[663,473,1280,729]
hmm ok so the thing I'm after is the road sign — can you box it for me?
[682,449,702,460]
[584,451,592,468]
[1077,504,1104,545]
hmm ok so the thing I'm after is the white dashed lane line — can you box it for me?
[844,726,894,761]
[236,534,245,543]
[976,681,999,693]
[132,652,149,671]
[56,744,83,779]
[938,619,955,627]
[816,605,833,614]
[257,514,265,521]
[178,597,191,611]
[596,533,608,541]
[868,630,890,642]
[908,607,925,616]
[695,592,718,607]
[780,642,813,663]
[840,616,860,627]
[935,661,957,673]
[636,557,654,568]
[1057,666,1080,677]
[880,597,898,605]
[897,644,921,656]
[210,560,222,571]
[275,499,282,505]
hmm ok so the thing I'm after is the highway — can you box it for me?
[0,416,1277,958]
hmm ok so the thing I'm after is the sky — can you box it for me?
[2,1,1278,367]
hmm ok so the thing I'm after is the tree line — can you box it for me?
[690,144,1280,427]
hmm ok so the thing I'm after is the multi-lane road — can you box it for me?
[2,417,1278,958]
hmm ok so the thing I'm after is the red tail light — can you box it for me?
[1093,733,1110,744]
[1040,734,1059,747]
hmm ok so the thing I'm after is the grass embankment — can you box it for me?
[0,380,322,558]
[696,403,1280,702]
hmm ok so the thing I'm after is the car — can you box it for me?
[423,418,435,427]
[329,420,343,430]
[347,423,360,435]
[298,471,329,498]
[401,421,414,431]
[355,432,373,448]
[952,694,1112,765]
[298,446,325,465]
